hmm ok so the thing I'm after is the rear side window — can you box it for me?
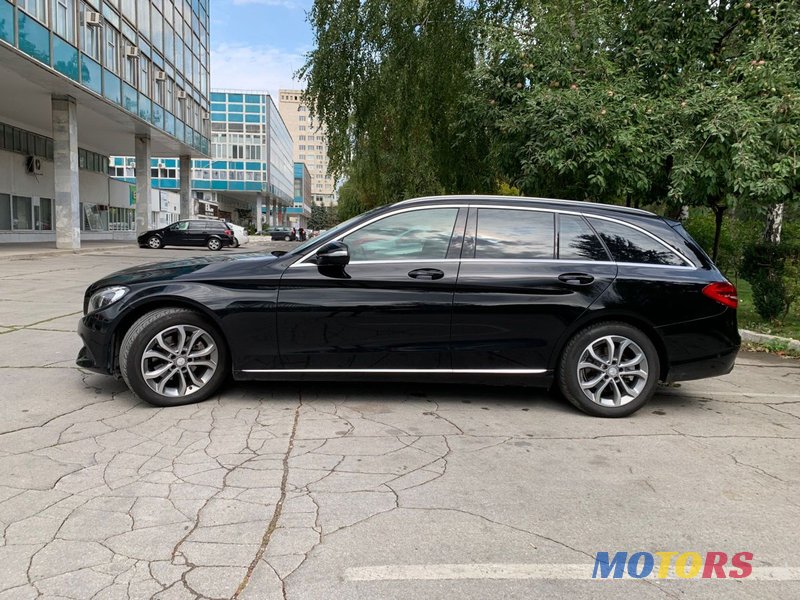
[587,218,686,266]
[476,209,554,259]
[558,214,609,261]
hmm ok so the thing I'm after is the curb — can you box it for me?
[740,329,800,351]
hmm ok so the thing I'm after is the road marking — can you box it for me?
[658,391,800,399]
[345,564,800,581]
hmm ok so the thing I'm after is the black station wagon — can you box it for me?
[78,196,739,417]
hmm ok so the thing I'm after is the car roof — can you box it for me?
[394,195,656,218]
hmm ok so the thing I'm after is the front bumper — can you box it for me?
[76,313,117,375]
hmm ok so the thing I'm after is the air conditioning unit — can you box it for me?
[176,90,187,100]
[125,46,140,58]
[26,156,44,176]
[84,11,102,26]
[155,70,167,81]
[201,110,209,120]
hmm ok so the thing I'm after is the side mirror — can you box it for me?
[315,241,350,266]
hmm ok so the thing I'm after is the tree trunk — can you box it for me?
[625,193,631,208]
[764,203,784,244]
[711,205,725,263]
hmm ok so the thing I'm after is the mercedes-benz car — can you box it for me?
[78,195,739,417]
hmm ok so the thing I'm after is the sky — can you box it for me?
[210,0,314,95]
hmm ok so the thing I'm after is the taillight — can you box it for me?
[225,229,233,236]
[702,281,738,309]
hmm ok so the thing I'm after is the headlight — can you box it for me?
[87,286,129,314]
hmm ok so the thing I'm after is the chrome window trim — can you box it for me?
[289,203,695,269]
[241,368,548,375]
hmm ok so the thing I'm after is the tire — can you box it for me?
[207,237,222,251]
[557,321,660,417]
[284,235,291,241]
[233,237,240,248]
[119,308,228,407]
[147,235,163,249]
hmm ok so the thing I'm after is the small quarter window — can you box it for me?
[558,214,609,261]
[587,218,685,266]
[475,209,554,259]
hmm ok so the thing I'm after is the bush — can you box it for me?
[741,242,800,321]
[683,210,760,280]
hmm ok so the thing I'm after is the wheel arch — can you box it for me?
[111,297,231,375]
[549,310,670,381]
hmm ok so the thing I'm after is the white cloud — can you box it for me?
[211,43,308,95]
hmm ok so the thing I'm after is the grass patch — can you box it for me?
[735,279,800,340]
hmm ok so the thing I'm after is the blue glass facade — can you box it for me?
[1,0,210,155]
[110,90,295,212]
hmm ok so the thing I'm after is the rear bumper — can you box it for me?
[659,308,740,383]
[665,346,738,382]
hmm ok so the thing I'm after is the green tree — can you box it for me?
[300,0,495,210]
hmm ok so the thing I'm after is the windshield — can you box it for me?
[286,206,386,256]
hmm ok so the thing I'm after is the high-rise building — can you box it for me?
[290,162,312,228]
[0,0,210,245]
[110,90,295,230]
[278,89,336,207]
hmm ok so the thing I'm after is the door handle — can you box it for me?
[408,268,445,280]
[558,272,595,285]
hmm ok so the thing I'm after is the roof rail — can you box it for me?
[394,195,655,216]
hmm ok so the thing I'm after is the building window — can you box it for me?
[165,78,174,112]
[140,56,150,96]
[53,0,75,41]
[123,43,137,86]
[12,196,33,230]
[19,0,47,24]
[299,126,306,131]
[298,115,306,122]
[81,3,101,60]
[104,22,119,73]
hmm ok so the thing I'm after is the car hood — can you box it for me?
[88,252,280,290]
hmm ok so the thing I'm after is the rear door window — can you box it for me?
[558,214,609,261]
[475,209,554,259]
[587,218,686,266]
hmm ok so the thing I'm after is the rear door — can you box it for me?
[276,206,466,370]
[451,207,618,371]
[188,220,211,246]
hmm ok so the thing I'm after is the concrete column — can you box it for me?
[135,135,151,234]
[179,154,192,220]
[255,193,263,234]
[52,96,80,249]
[270,198,277,228]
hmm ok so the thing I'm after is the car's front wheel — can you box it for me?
[147,235,163,249]
[558,322,660,417]
[232,237,240,248]
[119,308,228,407]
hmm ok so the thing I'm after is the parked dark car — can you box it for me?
[137,220,234,251]
[268,227,297,241]
[79,195,739,417]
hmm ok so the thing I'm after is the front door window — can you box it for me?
[342,208,459,261]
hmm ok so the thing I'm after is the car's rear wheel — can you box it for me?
[558,322,659,417]
[284,235,291,241]
[147,235,162,249]
[207,237,222,251]
[119,308,228,407]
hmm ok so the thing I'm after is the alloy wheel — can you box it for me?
[148,236,161,249]
[140,324,219,397]
[576,335,649,407]
[208,238,221,250]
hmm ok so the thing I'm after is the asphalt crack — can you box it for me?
[232,392,303,599]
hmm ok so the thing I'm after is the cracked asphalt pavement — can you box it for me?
[0,244,799,599]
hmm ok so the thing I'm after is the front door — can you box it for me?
[276,206,466,370]
[451,208,618,371]
[163,221,190,245]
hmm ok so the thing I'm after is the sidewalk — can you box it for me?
[0,241,136,260]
